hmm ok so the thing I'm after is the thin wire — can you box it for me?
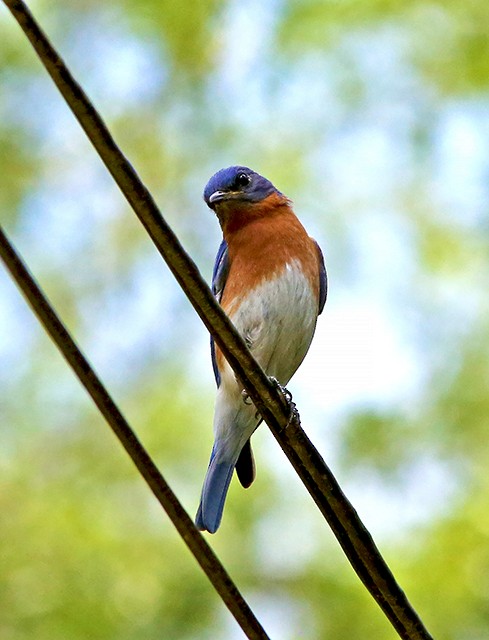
[2,1,434,638]
[0,225,270,640]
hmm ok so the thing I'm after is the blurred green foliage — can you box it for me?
[1,0,489,638]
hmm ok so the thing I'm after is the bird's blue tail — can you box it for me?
[195,449,235,534]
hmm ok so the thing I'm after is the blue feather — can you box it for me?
[210,239,229,387]
[315,241,328,314]
[195,447,235,533]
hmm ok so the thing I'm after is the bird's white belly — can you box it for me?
[226,260,318,386]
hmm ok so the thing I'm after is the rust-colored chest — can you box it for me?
[220,206,320,313]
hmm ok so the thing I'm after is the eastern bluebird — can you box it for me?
[196,166,327,533]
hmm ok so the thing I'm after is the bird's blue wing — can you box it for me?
[210,240,230,387]
[315,241,327,315]
[212,239,229,301]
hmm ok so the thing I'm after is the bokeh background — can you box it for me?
[1,1,489,638]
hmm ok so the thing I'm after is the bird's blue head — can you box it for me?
[203,166,280,210]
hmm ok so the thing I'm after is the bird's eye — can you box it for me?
[235,173,251,189]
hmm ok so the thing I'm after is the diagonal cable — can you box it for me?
[0,225,270,640]
[2,2,433,639]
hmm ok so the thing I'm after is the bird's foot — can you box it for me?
[241,389,261,420]
[269,376,293,403]
[269,377,301,429]
[241,389,253,405]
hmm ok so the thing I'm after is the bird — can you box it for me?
[195,166,327,533]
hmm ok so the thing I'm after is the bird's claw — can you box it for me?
[286,401,300,429]
[269,376,292,403]
[269,376,300,429]
[241,389,261,419]
[241,378,300,427]
[241,389,253,405]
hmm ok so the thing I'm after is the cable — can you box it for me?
[2,2,433,638]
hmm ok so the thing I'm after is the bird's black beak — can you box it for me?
[208,190,228,205]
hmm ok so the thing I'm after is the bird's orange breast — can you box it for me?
[220,198,321,315]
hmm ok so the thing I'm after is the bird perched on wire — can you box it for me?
[196,166,327,533]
